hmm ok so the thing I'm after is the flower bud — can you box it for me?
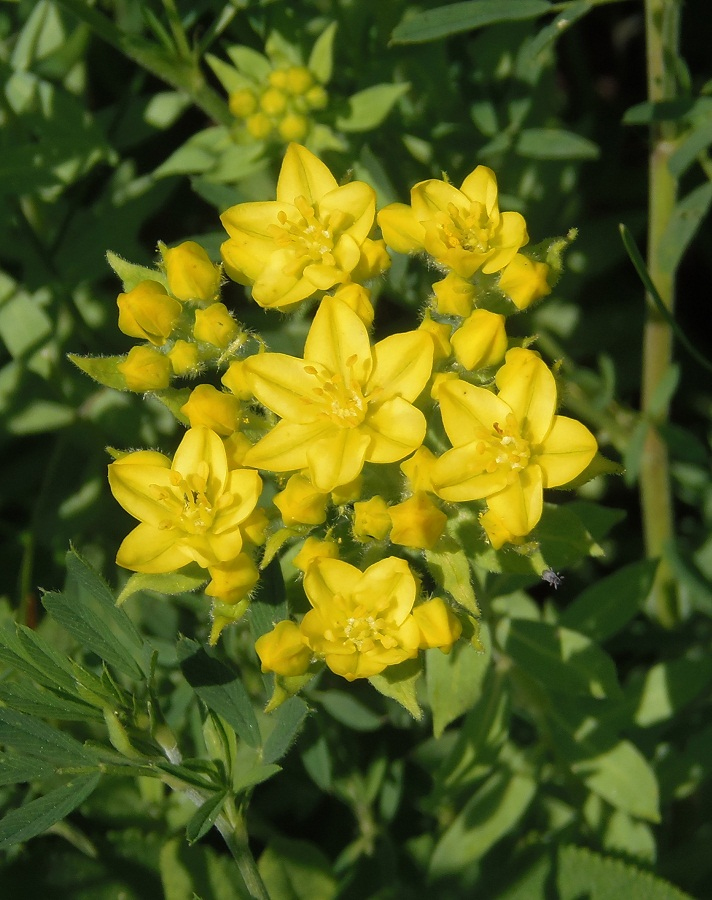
[118,345,171,392]
[451,309,507,370]
[193,303,240,348]
[206,553,259,605]
[117,280,181,346]
[419,311,452,362]
[221,359,253,400]
[305,85,328,110]
[229,88,257,118]
[180,384,241,435]
[412,597,462,652]
[223,432,253,468]
[352,495,391,542]
[388,492,447,550]
[498,253,551,310]
[432,272,477,317]
[269,68,289,89]
[330,283,374,328]
[246,112,273,140]
[260,87,288,116]
[285,66,313,95]
[351,238,391,283]
[293,537,339,573]
[162,241,221,303]
[255,620,312,677]
[278,113,309,143]
[168,339,200,376]
[240,507,269,546]
[430,371,458,401]
[274,474,328,526]
[400,446,437,494]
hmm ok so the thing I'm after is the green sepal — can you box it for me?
[153,386,191,425]
[116,565,208,606]
[106,250,166,293]
[68,353,129,391]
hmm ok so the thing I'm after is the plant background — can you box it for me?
[1,0,712,898]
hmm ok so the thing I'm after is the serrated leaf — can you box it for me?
[497,619,620,699]
[177,638,261,749]
[516,128,599,160]
[336,83,410,132]
[0,624,80,696]
[425,543,479,614]
[0,680,102,721]
[116,568,208,606]
[391,0,552,44]
[0,773,101,850]
[43,549,147,679]
[106,250,166,293]
[0,753,56,787]
[262,696,309,765]
[68,353,129,391]
[308,22,337,84]
[560,559,659,641]
[429,769,536,877]
[185,790,227,845]
[558,845,692,899]
[369,657,423,720]
[0,708,97,765]
[658,182,712,274]
[426,628,490,738]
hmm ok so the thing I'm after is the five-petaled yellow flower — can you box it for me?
[378,165,528,277]
[431,348,597,537]
[220,143,379,309]
[242,295,433,492]
[108,427,262,573]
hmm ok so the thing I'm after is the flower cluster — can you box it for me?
[82,142,599,697]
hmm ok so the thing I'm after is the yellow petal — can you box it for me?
[214,469,263,532]
[377,203,425,253]
[495,348,556,443]
[356,557,416,623]
[411,179,468,219]
[486,465,543,536]
[431,444,509,501]
[362,396,426,463]
[481,211,529,274]
[438,379,512,446]
[277,142,338,204]
[304,296,372,386]
[251,254,313,308]
[536,416,598,487]
[368,331,433,402]
[304,558,362,610]
[306,427,370,491]
[116,523,193,573]
[243,419,333,473]
[245,352,323,422]
[332,232,362,273]
[173,427,228,491]
[206,528,244,563]
[459,165,499,215]
[108,460,174,526]
[320,182,376,245]
[302,262,343,291]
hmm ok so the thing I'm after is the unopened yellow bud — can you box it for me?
[168,339,200,376]
[412,597,462,652]
[221,359,253,400]
[433,273,476,317]
[118,345,171,392]
[260,87,287,116]
[274,474,328,526]
[180,384,241,435]
[229,88,257,118]
[193,303,240,348]
[277,113,309,143]
[419,311,452,362]
[451,309,507,370]
[268,68,289,89]
[351,238,391,283]
[285,66,313,95]
[352,495,391,542]
[206,553,259,604]
[163,241,221,303]
[430,371,459,401]
[255,620,312,677]
[117,280,181,346]
[331,284,374,328]
[246,112,273,140]
[389,492,447,550]
[304,85,328,110]
[498,254,551,310]
[293,537,339,573]
[240,507,269,546]
[400,446,437,494]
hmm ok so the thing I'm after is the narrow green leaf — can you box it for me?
[429,770,536,877]
[185,790,227,845]
[177,638,261,749]
[426,628,490,738]
[308,22,337,84]
[67,353,129,391]
[369,658,423,720]
[116,568,208,606]
[0,754,56,787]
[425,544,479,614]
[560,559,659,641]
[153,387,192,425]
[0,624,79,695]
[658,182,712,274]
[0,773,101,850]
[205,53,252,94]
[669,120,712,177]
[497,619,620,699]
[558,845,693,899]
[262,696,309,765]
[392,1,551,44]
[106,250,166,293]
[226,45,271,80]
[0,708,97,765]
[516,128,599,160]
[232,762,281,795]
[0,681,102,722]
[336,83,410,132]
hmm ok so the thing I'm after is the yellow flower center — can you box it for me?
[437,201,495,254]
[472,413,530,480]
[303,355,369,427]
[268,196,348,277]
[150,462,230,535]
[323,594,399,653]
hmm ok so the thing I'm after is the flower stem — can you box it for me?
[216,799,271,900]
[641,0,682,627]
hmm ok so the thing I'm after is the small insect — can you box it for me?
[541,568,564,590]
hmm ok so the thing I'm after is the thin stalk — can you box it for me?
[641,0,682,627]
[216,799,271,900]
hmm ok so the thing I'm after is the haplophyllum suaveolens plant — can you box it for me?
[73,141,598,705]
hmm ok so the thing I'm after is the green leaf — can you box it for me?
[160,837,249,900]
[232,762,281,795]
[516,128,600,160]
[0,291,53,358]
[0,773,101,850]
[535,504,605,569]
[185,790,228,845]
[205,53,252,94]
[658,182,712,274]
[425,543,479,614]
[226,45,271,80]
[669,120,712,177]
[177,638,261,749]
[369,658,423,720]
[0,680,102,722]
[603,809,656,864]
[429,769,536,877]
[312,690,383,732]
[558,845,693,899]
[116,567,208,606]
[0,754,56,787]
[152,387,191,425]
[426,628,490,738]
[42,548,147,679]
[560,559,659,641]
[249,559,287,641]
[336,83,410,132]
[262,696,309,764]
[0,708,97,765]
[391,1,552,44]
[106,250,166,293]
[0,624,84,696]
[308,22,337,84]
[67,353,129,391]
[497,619,620,699]
[630,655,712,727]
[258,836,338,900]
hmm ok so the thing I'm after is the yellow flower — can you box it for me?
[432,273,476,317]
[221,359,253,400]
[330,283,374,328]
[169,340,200,376]
[451,309,507,370]
[206,553,259,604]
[162,241,221,304]
[293,536,339,572]
[274,474,328,526]
[118,345,171,392]
[388,492,447,550]
[193,303,240,348]
[400,446,438,494]
[255,620,312,677]
[108,427,262,573]
[242,295,433,492]
[431,348,597,536]
[479,507,526,550]
[300,557,421,680]
[117,281,181,346]
[352,495,391,541]
[180,384,241,435]
[220,143,377,309]
[378,165,528,277]
[419,311,452,362]
[498,253,551,310]
[412,597,462,651]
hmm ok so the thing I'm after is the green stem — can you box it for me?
[641,0,682,627]
[216,799,271,900]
